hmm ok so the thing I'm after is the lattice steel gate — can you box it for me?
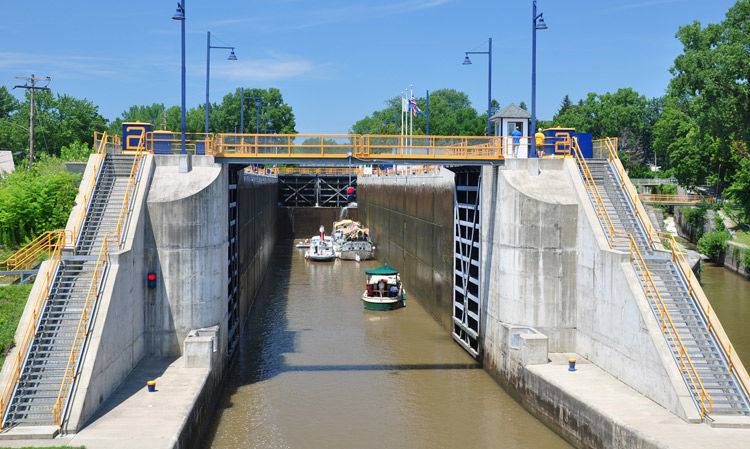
[451,167,482,358]
[227,167,240,355]
[278,174,355,207]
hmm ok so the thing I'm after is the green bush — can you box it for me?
[60,140,92,161]
[743,250,750,273]
[697,230,731,260]
[0,285,32,367]
[657,184,677,195]
[682,206,707,239]
[0,157,80,247]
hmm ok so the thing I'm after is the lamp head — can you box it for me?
[227,49,237,61]
[172,2,185,20]
[462,54,472,65]
[536,14,548,30]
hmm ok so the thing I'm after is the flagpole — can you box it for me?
[425,89,430,136]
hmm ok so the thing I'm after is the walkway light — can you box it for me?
[462,54,472,65]
[227,49,237,61]
[462,38,493,136]
[172,3,185,21]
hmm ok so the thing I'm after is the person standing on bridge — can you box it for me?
[511,125,522,158]
[535,129,546,158]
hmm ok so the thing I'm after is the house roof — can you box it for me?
[490,103,531,120]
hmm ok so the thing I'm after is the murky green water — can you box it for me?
[206,240,571,449]
[700,262,750,370]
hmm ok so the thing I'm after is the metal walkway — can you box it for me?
[576,143,750,420]
[1,153,141,430]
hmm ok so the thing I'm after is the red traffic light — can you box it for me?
[147,273,157,281]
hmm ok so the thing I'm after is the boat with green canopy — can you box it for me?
[361,263,406,311]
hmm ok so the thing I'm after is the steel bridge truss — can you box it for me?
[278,174,356,207]
[451,167,482,358]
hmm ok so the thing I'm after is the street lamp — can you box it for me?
[205,31,237,133]
[239,88,263,134]
[172,1,186,155]
[531,0,548,157]
[462,38,493,136]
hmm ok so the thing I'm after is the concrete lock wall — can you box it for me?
[479,158,696,425]
[145,156,229,358]
[277,207,358,239]
[357,169,455,331]
[237,170,279,323]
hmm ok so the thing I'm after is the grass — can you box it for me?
[0,284,32,367]
[734,230,750,246]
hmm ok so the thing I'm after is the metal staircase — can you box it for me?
[2,153,138,429]
[578,153,750,418]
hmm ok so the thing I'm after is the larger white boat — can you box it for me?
[332,219,374,261]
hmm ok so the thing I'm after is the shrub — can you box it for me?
[0,157,80,247]
[60,140,92,161]
[682,206,707,239]
[743,250,750,273]
[697,230,731,261]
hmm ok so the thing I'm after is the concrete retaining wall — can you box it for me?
[145,156,229,358]
[237,171,278,325]
[277,207,358,238]
[724,240,750,278]
[480,158,697,426]
[357,169,454,331]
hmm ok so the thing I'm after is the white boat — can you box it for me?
[295,238,311,249]
[332,219,375,261]
[305,227,336,261]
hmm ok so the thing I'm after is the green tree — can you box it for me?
[108,103,168,134]
[351,88,485,136]
[211,88,296,134]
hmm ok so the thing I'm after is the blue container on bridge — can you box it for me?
[152,131,175,154]
[541,128,593,158]
[122,122,152,152]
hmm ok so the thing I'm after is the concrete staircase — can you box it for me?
[581,159,750,418]
[2,154,136,429]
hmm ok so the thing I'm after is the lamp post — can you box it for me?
[531,0,548,157]
[239,89,263,134]
[205,31,237,133]
[172,1,186,155]
[463,37,493,136]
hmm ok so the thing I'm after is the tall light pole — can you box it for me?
[205,31,237,133]
[172,1,186,156]
[239,89,263,134]
[531,0,548,157]
[463,37,493,136]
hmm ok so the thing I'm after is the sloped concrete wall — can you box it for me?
[145,156,228,358]
[357,169,455,331]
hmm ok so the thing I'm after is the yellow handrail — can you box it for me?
[571,138,630,247]
[69,132,110,249]
[666,235,750,403]
[0,231,67,272]
[629,235,712,417]
[0,232,67,430]
[639,194,716,205]
[51,145,146,426]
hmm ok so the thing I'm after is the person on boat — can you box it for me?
[377,279,386,297]
[389,284,399,297]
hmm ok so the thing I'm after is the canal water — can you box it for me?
[206,240,571,449]
[700,262,750,369]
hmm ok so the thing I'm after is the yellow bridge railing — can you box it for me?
[639,194,716,206]
[0,231,67,274]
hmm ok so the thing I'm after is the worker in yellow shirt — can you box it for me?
[535,129,546,158]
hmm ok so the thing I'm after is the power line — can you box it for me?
[13,74,51,168]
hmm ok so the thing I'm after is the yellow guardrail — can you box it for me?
[639,194,716,205]
[0,231,67,430]
[0,231,67,273]
[628,235,712,418]
[51,142,146,426]
[665,234,750,405]
[571,138,630,248]
[70,132,111,250]
[274,167,359,175]
[361,165,441,177]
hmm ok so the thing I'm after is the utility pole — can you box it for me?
[14,74,51,168]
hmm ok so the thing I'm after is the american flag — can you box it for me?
[409,96,423,116]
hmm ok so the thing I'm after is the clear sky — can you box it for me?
[0,0,737,133]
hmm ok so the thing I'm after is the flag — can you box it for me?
[401,97,409,113]
[409,96,423,116]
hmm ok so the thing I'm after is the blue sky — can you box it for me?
[0,0,737,133]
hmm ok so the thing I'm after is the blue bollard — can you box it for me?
[568,358,577,372]
[147,380,157,392]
